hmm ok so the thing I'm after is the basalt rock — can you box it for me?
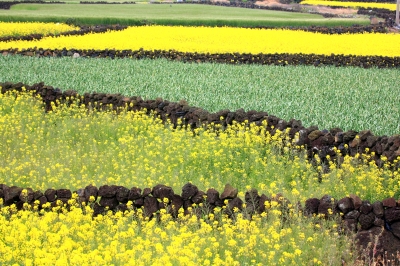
[128,187,142,200]
[116,186,130,203]
[359,212,376,230]
[206,188,221,205]
[385,207,400,223]
[98,185,118,198]
[191,190,206,204]
[350,194,363,210]
[143,196,159,217]
[56,189,72,199]
[4,186,23,205]
[355,226,400,262]
[318,195,336,217]
[170,194,184,216]
[99,196,119,209]
[304,198,320,216]
[337,197,354,214]
[84,185,98,202]
[372,201,384,218]
[226,197,244,215]
[142,188,152,197]
[181,183,199,201]
[382,198,396,208]
[220,184,238,200]
[345,210,361,220]
[360,200,373,215]
[19,188,34,203]
[44,189,57,202]
[152,184,175,201]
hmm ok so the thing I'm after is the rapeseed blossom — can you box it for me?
[301,0,397,11]
[0,196,353,265]
[1,25,400,56]
[0,22,78,38]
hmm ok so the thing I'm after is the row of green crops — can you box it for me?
[1,55,399,136]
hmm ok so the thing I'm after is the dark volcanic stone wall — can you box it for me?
[2,48,400,68]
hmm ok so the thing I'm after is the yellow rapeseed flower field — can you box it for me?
[301,0,397,11]
[1,25,400,56]
[0,197,352,265]
[0,90,399,203]
[0,22,79,38]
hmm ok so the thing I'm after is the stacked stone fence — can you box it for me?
[1,182,400,262]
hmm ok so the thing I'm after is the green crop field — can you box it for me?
[1,55,399,136]
[0,3,369,26]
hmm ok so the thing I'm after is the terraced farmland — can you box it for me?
[0,6,400,265]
